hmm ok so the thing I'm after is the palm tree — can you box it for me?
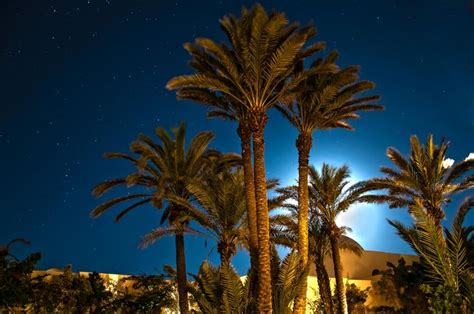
[167,167,247,266]
[276,51,381,310]
[166,5,325,310]
[270,249,308,314]
[188,261,249,313]
[272,186,363,313]
[361,135,473,231]
[90,123,224,314]
[389,197,474,310]
[309,164,369,314]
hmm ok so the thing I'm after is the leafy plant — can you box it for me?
[371,258,428,312]
[388,197,474,310]
[0,239,40,311]
[188,261,248,313]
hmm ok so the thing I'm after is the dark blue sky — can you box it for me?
[2,0,473,275]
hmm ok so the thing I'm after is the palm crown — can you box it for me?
[277,51,382,135]
[271,185,363,258]
[90,122,221,231]
[166,3,328,126]
[361,135,474,224]
[310,164,368,235]
[166,166,247,265]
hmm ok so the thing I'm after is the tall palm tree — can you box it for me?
[166,5,325,310]
[389,197,474,310]
[361,135,473,230]
[276,51,381,310]
[90,123,222,314]
[167,168,247,266]
[272,186,363,313]
[309,164,369,314]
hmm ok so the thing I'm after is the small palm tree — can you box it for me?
[389,197,474,310]
[276,51,381,310]
[270,249,308,314]
[361,135,473,230]
[90,123,222,314]
[309,164,369,314]
[166,4,326,310]
[188,261,249,313]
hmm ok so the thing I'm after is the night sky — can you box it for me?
[2,0,473,276]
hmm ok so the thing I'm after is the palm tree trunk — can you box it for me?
[238,123,259,314]
[315,255,333,314]
[175,233,189,314]
[237,124,259,264]
[330,235,347,314]
[293,133,312,314]
[217,240,233,267]
[252,117,272,313]
[220,252,230,267]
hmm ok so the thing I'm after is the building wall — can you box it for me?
[318,249,418,280]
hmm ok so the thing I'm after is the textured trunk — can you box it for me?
[293,133,312,314]
[217,240,235,267]
[175,233,189,314]
[237,124,259,262]
[252,119,272,313]
[330,235,347,314]
[238,124,259,313]
[220,251,230,267]
[431,208,445,236]
[315,255,333,314]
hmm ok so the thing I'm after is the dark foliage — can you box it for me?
[371,258,429,312]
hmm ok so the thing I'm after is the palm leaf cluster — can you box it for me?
[362,135,474,225]
[277,50,382,135]
[166,167,247,266]
[91,122,214,225]
[270,250,308,314]
[166,4,326,125]
[188,261,249,314]
[388,197,474,308]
